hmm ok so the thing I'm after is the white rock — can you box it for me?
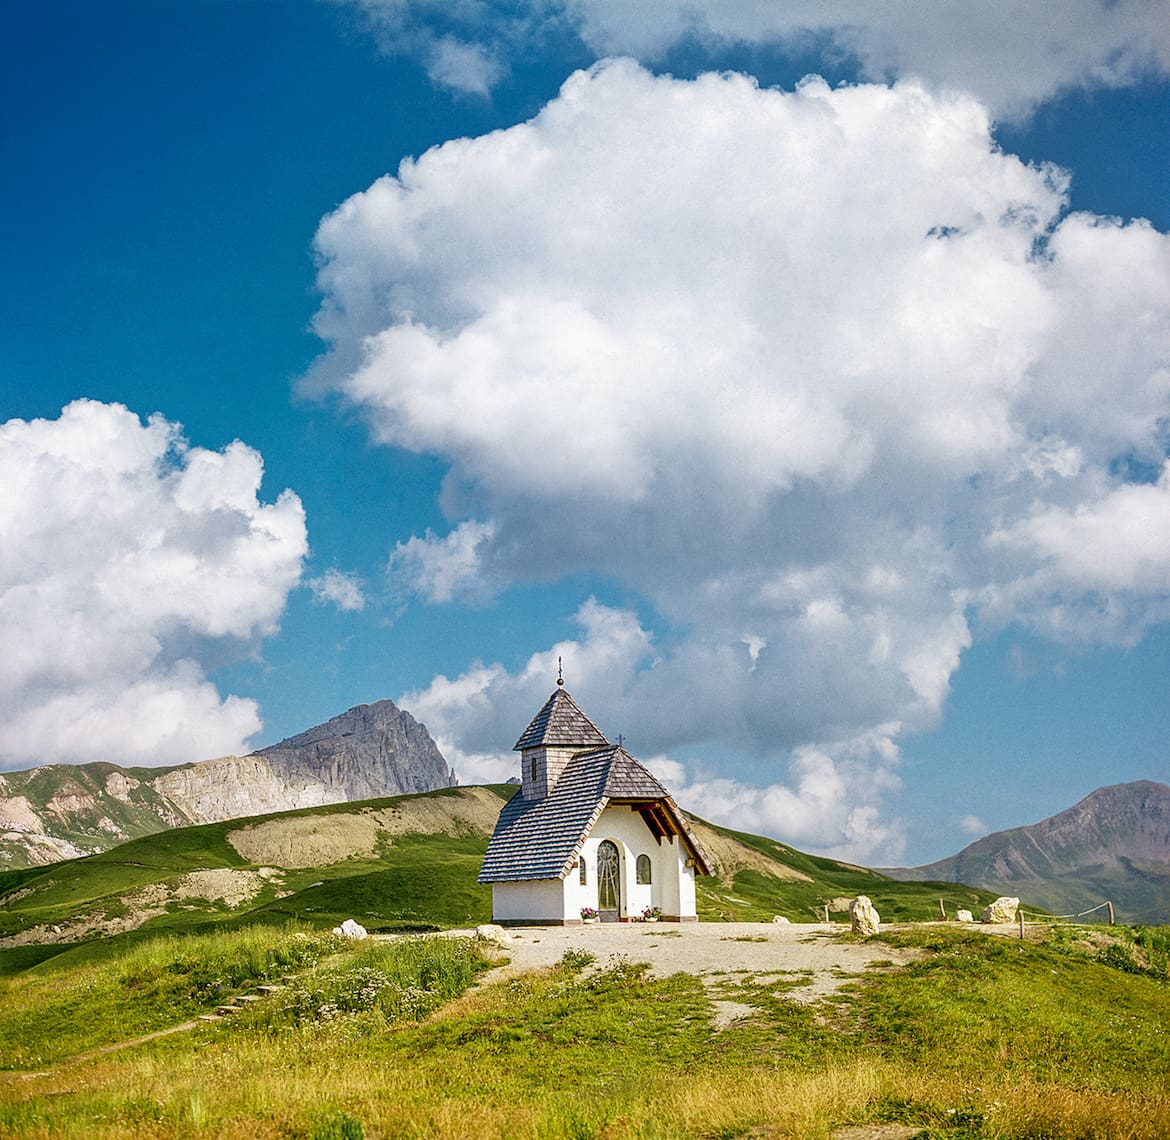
[475,923,514,944]
[981,896,1020,924]
[771,915,791,925]
[849,895,880,935]
[956,909,974,923]
[332,918,368,940]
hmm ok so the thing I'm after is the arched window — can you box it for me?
[636,854,652,885]
[579,857,587,885]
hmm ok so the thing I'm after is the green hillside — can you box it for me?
[689,816,1005,923]
[1,785,1019,977]
[0,786,507,974]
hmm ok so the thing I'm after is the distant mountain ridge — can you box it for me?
[884,780,1170,924]
[0,700,454,868]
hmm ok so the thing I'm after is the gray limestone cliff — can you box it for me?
[0,699,454,868]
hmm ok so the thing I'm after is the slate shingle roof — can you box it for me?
[478,744,713,883]
[513,688,609,751]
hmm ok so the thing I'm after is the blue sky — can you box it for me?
[2,0,1168,866]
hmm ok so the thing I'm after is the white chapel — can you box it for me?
[478,680,712,925]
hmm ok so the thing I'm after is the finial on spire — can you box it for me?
[556,656,564,686]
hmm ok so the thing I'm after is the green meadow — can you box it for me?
[0,922,1167,1137]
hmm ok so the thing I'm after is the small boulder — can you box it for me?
[771,915,791,925]
[980,896,1020,924]
[849,895,880,935]
[476,923,514,944]
[332,918,368,940]
[955,909,974,923]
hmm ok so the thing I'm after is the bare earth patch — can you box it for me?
[367,785,505,839]
[0,868,274,947]
[227,786,504,868]
[228,813,381,868]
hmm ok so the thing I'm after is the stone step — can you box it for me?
[198,1014,226,1023]
[215,1006,238,1017]
[232,994,263,1005]
[256,984,286,995]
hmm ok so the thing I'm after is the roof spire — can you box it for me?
[556,656,564,687]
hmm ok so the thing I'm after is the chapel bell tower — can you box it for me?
[513,663,609,800]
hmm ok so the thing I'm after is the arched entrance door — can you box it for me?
[597,840,621,922]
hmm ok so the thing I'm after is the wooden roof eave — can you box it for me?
[663,795,715,876]
[608,794,714,876]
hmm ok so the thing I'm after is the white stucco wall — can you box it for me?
[575,804,698,921]
[492,878,566,924]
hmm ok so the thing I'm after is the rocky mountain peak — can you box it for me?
[1,698,454,869]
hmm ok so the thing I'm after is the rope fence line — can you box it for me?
[926,897,1117,938]
[1019,900,1114,922]
[823,898,1118,929]
[1015,899,1114,938]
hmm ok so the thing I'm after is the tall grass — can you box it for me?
[241,934,485,1030]
[0,924,340,1068]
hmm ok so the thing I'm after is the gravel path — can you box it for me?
[453,921,921,1025]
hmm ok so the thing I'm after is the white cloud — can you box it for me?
[307,568,367,612]
[981,461,1170,644]
[958,814,988,837]
[645,726,908,863]
[390,519,496,603]
[992,462,1170,594]
[0,400,308,769]
[345,0,526,95]
[426,36,504,95]
[401,596,654,783]
[313,64,1170,861]
[346,0,1170,116]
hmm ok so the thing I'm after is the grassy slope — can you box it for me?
[3,786,1018,977]
[0,789,507,974]
[691,818,1006,923]
[0,923,1166,1138]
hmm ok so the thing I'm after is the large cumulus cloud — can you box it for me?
[351,0,1170,116]
[309,62,1170,858]
[0,400,308,768]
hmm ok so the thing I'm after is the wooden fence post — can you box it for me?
[1018,911,1025,940]
[1107,901,1115,925]
[938,898,947,920]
